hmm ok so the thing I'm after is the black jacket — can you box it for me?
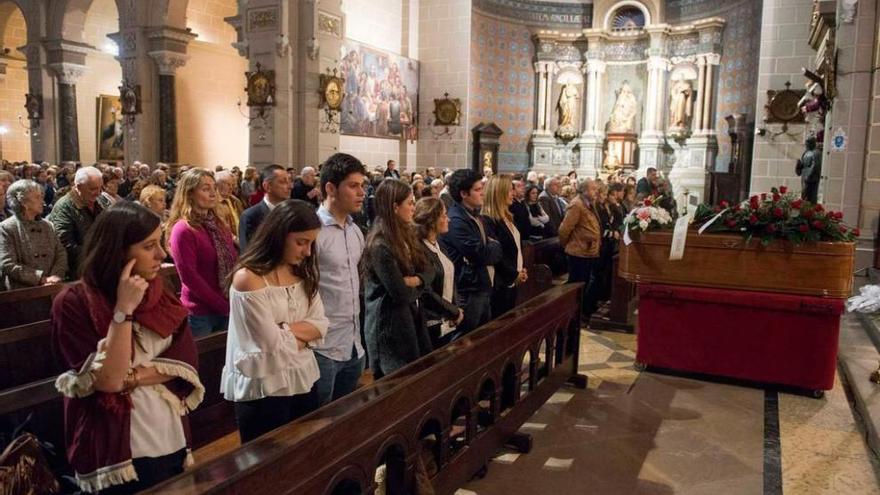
[291,179,319,208]
[440,202,503,294]
[481,216,520,289]
[364,240,435,376]
[419,241,460,324]
[509,199,531,243]
[238,201,269,252]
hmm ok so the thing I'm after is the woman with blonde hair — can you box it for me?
[140,185,167,219]
[167,168,237,337]
[480,175,527,317]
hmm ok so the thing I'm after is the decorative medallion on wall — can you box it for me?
[247,7,278,32]
[318,11,343,38]
[245,62,276,107]
[611,6,646,30]
[319,70,344,110]
[764,82,806,131]
[433,93,462,126]
[23,93,42,121]
[118,81,141,116]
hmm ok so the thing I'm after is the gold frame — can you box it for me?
[433,93,461,126]
[319,73,345,110]
[245,62,276,107]
[764,83,806,131]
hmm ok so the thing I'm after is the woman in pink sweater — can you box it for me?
[167,169,237,337]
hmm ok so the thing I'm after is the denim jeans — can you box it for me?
[314,346,365,406]
[567,255,597,318]
[187,314,228,338]
[451,291,492,340]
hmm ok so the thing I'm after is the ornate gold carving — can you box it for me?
[318,12,343,38]
[319,70,345,111]
[432,93,461,126]
[245,62,276,107]
[248,7,278,32]
[764,82,806,131]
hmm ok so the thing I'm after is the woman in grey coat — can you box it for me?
[0,179,68,290]
[363,179,435,379]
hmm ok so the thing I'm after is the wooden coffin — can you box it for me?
[618,231,854,298]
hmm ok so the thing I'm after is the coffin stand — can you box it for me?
[620,231,854,395]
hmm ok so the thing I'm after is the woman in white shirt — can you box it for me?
[413,197,463,348]
[222,199,328,443]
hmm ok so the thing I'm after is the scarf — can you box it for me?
[53,280,203,493]
[201,211,235,290]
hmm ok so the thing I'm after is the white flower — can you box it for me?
[639,220,649,230]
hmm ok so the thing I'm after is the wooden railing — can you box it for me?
[147,283,586,495]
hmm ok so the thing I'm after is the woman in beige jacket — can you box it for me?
[557,178,601,321]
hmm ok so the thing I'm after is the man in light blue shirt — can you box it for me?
[313,153,368,405]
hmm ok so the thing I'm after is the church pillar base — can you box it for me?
[529,133,557,170]
[577,132,603,178]
[668,134,717,207]
[637,133,666,173]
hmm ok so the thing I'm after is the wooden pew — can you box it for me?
[522,237,565,277]
[0,265,180,330]
[0,330,236,469]
[0,266,183,390]
[147,283,586,495]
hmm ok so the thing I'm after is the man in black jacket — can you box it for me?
[383,159,401,179]
[238,164,292,251]
[291,166,321,207]
[440,169,503,339]
[509,178,531,243]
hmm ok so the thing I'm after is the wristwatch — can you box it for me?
[113,310,134,324]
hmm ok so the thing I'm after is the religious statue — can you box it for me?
[795,136,822,203]
[483,151,493,171]
[668,79,693,131]
[602,152,621,172]
[608,81,638,133]
[555,83,579,141]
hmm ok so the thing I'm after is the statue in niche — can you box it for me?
[668,79,694,132]
[555,83,579,141]
[607,81,638,133]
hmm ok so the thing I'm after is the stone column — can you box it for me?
[534,62,547,132]
[638,55,669,169]
[693,55,707,134]
[578,58,606,178]
[49,63,86,163]
[148,50,189,163]
[701,53,720,132]
[544,63,556,135]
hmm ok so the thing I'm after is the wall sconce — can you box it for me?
[238,62,277,142]
[427,92,461,139]
[119,81,141,125]
[276,33,289,57]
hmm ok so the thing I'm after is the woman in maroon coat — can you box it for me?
[52,202,204,493]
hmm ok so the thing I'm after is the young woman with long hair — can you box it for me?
[413,197,463,348]
[52,202,204,494]
[166,168,237,337]
[481,175,527,317]
[222,199,328,443]
[363,179,435,378]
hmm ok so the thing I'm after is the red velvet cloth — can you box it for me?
[636,283,843,391]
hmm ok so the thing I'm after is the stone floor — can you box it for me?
[459,329,880,495]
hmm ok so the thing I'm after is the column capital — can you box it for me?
[586,59,606,74]
[704,53,722,66]
[146,26,198,53]
[647,56,669,72]
[149,50,190,75]
[533,61,546,74]
[49,62,87,85]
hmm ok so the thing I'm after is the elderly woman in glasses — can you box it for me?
[0,179,68,290]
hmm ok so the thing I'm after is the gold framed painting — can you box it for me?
[96,95,124,162]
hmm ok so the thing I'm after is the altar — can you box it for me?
[528,1,726,204]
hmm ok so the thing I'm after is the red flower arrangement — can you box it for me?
[694,186,859,245]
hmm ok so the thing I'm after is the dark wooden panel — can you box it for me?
[146,283,585,495]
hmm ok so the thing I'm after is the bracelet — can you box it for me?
[121,367,140,395]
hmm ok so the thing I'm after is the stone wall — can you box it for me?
[417,0,471,171]
[0,3,29,162]
[749,0,815,196]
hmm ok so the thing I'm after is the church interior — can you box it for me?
[2,0,880,494]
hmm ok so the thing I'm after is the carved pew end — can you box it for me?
[567,374,588,389]
[504,432,533,454]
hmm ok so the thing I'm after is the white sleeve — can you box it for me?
[230,291,300,379]
[302,290,329,340]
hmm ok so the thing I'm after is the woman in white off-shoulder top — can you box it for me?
[221,200,329,443]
